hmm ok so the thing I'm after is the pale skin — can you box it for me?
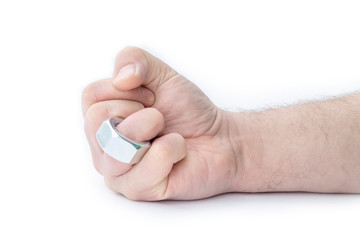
[82,47,360,201]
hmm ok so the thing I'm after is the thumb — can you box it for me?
[112,47,178,91]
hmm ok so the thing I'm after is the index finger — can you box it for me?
[82,78,155,117]
[112,47,179,92]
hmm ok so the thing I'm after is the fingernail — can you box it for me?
[144,89,155,105]
[114,64,136,83]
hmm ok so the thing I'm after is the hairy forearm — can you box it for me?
[231,92,360,193]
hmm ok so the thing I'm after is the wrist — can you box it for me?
[226,110,286,192]
[224,111,261,192]
[219,108,302,193]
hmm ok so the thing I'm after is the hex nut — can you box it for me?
[96,117,151,164]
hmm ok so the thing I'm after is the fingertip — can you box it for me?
[113,46,178,92]
[168,132,187,162]
[112,64,141,90]
[112,47,148,91]
[151,132,187,164]
[140,87,155,107]
[116,107,165,141]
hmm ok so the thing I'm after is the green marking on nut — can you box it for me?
[133,144,142,150]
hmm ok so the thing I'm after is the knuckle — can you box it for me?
[104,176,116,191]
[103,176,142,200]
[82,82,98,106]
[117,46,145,61]
[123,46,141,53]
[123,191,144,201]
[85,100,145,123]
[92,156,104,176]
[127,46,147,56]
[85,101,109,122]
[104,176,169,201]
[151,186,169,201]
[124,189,166,202]
[104,175,125,193]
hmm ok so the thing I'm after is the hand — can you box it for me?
[82,47,242,200]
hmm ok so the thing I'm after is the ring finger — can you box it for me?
[84,99,144,176]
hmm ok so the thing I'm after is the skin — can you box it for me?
[82,47,360,201]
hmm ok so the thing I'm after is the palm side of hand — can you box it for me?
[84,47,240,200]
[152,75,239,199]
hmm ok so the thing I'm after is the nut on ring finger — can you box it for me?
[84,100,144,176]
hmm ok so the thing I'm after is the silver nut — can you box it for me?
[96,117,151,164]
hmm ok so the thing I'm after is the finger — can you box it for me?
[116,107,165,142]
[105,133,187,201]
[82,78,155,117]
[84,100,144,176]
[112,47,179,91]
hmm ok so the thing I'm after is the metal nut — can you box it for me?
[96,117,151,164]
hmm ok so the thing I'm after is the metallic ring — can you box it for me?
[96,117,151,164]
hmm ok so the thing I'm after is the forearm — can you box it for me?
[231,92,360,193]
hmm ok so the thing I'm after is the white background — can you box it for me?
[1,0,360,239]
